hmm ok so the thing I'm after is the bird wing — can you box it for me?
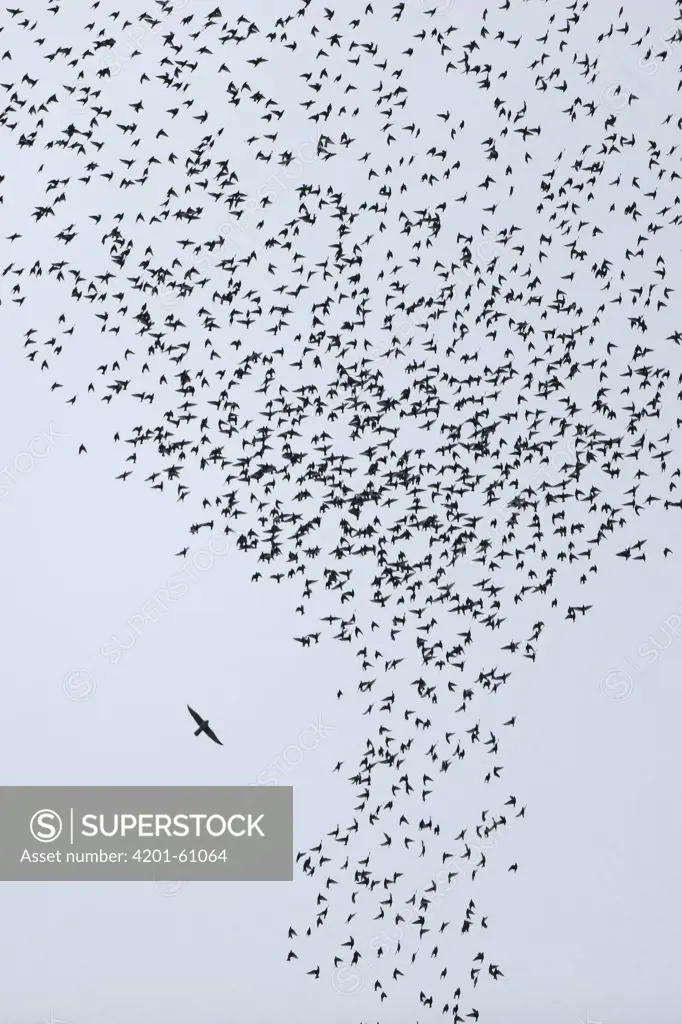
[204,724,223,746]
[187,705,203,727]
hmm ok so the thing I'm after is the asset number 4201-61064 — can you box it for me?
[132,849,228,863]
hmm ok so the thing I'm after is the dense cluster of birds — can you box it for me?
[3,0,682,1018]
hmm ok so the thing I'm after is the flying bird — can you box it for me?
[187,705,223,746]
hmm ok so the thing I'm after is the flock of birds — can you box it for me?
[3,0,682,1018]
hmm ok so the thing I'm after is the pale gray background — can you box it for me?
[0,0,681,1021]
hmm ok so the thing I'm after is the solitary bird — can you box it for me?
[187,705,223,745]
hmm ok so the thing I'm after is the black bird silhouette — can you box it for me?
[187,705,222,745]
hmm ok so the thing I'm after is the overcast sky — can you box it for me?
[0,0,681,1022]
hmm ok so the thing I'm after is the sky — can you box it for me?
[0,0,681,1022]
